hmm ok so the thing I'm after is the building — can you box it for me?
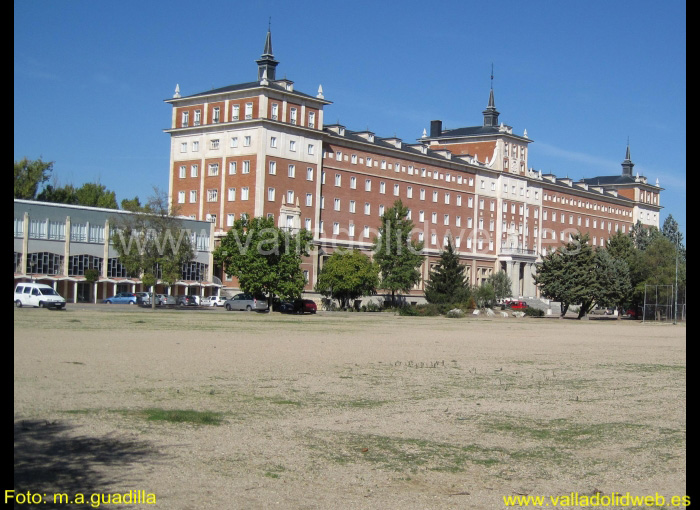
[13,200,218,302]
[164,30,662,300]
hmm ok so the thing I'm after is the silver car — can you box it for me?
[224,293,268,312]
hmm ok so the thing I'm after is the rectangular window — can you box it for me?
[178,191,185,203]
[333,222,340,235]
[180,142,187,153]
[431,212,437,224]
[334,198,341,211]
[363,225,370,238]
[232,105,240,121]
[335,174,341,187]
[269,161,277,175]
[287,190,294,204]
[270,136,277,148]
[456,216,461,227]
[289,140,296,151]
[241,187,249,200]
[191,165,198,178]
[289,108,297,125]
[407,186,413,199]
[432,191,438,202]
[270,103,278,120]
[419,210,425,222]
[267,188,275,201]
[394,184,400,196]
[242,161,250,174]
[364,203,371,215]
[227,188,236,201]
[379,182,386,194]
[288,165,295,178]
[212,107,220,123]
[349,200,356,213]
[365,179,372,191]
[207,189,218,202]
[244,136,251,147]
[227,214,235,227]
[230,137,238,148]
[308,111,316,128]
[189,190,197,203]
[468,197,473,208]
[179,166,186,178]
[307,144,314,155]
[306,193,313,207]
[228,161,237,175]
[208,163,219,176]
[307,167,314,181]
[194,110,201,126]
[350,176,357,189]
[181,111,189,127]
[305,218,312,230]
[245,103,253,119]
[444,214,449,226]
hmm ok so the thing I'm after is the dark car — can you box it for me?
[279,299,317,315]
[177,295,200,306]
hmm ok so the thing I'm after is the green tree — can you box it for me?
[372,200,424,306]
[473,282,496,309]
[121,196,151,212]
[593,248,632,318]
[628,220,661,251]
[315,250,379,309]
[74,182,118,209]
[14,158,54,199]
[486,270,513,302]
[424,238,469,304]
[112,190,194,309]
[214,216,313,303]
[36,183,78,204]
[535,232,596,318]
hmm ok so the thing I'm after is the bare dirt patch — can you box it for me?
[14,307,686,509]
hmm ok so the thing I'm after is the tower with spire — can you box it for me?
[256,28,279,81]
[621,142,634,177]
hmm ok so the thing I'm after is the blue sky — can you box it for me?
[14,0,686,240]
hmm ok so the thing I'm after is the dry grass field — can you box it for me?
[14,306,686,509]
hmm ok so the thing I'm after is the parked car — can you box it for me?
[103,292,137,305]
[201,295,228,307]
[157,294,177,306]
[136,292,156,306]
[176,295,200,307]
[626,307,643,319]
[224,293,269,312]
[507,300,528,310]
[279,299,317,315]
[14,282,66,309]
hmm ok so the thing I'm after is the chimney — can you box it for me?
[430,120,442,138]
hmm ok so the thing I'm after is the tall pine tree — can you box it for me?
[424,238,469,304]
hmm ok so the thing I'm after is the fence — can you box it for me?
[643,284,686,322]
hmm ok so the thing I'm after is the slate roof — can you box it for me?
[175,81,324,102]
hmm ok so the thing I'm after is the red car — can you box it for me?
[507,301,528,310]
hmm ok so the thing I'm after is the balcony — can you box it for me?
[499,245,537,257]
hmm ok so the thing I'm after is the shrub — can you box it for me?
[524,307,545,317]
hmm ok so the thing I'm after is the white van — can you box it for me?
[14,282,66,309]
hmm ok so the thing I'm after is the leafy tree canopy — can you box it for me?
[214,216,313,302]
[14,158,54,199]
[315,249,379,309]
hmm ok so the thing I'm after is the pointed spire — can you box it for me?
[316,84,324,99]
[173,84,181,99]
[256,25,279,81]
[482,67,500,128]
[621,140,634,177]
